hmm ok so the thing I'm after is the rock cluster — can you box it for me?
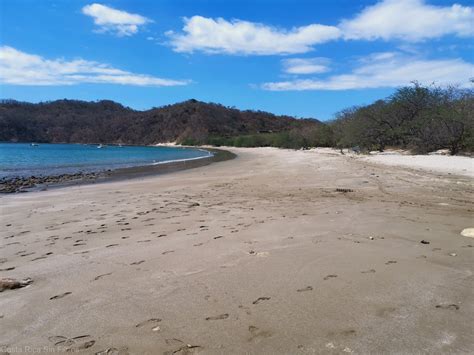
[0,172,99,193]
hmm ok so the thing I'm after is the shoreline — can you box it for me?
[0,147,236,194]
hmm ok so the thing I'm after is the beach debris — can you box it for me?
[136,318,162,328]
[369,236,375,240]
[449,253,457,257]
[188,202,200,207]
[323,274,338,280]
[460,228,474,238]
[0,277,32,292]
[297,286,313,292]
[436,304,460,310]
[336,188,354,193]
[420,240,430,244]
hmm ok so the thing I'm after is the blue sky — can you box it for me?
[0,0,473,120]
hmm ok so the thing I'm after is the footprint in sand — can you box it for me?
[93,273,112,281]
[324,274,338,280]
[436,304,460,310]
[50,292,72,300]
[135,318,162,331]
[297,286,313,292]
[385,260,397,265]
[253,297,271,305]
[213,236,224,239]
[130,260,145,265]
[193,243,204,247]
[95,347,129,355]
[248,251,269,257]
[106,244,119,248]
[361,269,376,274]
[205,313,229,320]
[164,339,201,355]
[248,325,272,342]
[48,335,95,351]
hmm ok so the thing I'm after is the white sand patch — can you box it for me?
[361,154,473,177]
[461,228,474,238]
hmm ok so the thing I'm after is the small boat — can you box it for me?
[97,144,105,149]
[30,143,39,147]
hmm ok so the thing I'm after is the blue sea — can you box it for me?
[0,143,212,178]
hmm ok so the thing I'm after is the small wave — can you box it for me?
[151,152,213,165]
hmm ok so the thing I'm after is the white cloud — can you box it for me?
[262,52,474,90]
[167,16,341,55]
[340,0,474,41]
[282,58,330,74]
[0,46,189,87]
[82,3,150,36]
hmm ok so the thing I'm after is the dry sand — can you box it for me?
[360,153,474,178]
[1,147,473,354]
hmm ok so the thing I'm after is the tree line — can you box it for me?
[186,83,473,155]
[1,83,472,155]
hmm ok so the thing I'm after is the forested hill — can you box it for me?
[0,99,321,144]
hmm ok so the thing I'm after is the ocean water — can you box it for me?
[0,143,212,178]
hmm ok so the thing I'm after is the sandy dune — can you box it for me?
[1,148,473,354]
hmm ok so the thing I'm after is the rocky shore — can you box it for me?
[0,172,102,193]
[0,148,235,194]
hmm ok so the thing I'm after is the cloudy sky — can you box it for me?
[1,0,473,120]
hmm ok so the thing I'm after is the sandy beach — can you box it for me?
[1,147,473,354]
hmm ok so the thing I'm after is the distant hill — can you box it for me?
[0,99,321,144]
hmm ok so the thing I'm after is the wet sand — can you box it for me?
[1,147,473,354]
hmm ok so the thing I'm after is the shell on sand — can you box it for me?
[460,228,474,238]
